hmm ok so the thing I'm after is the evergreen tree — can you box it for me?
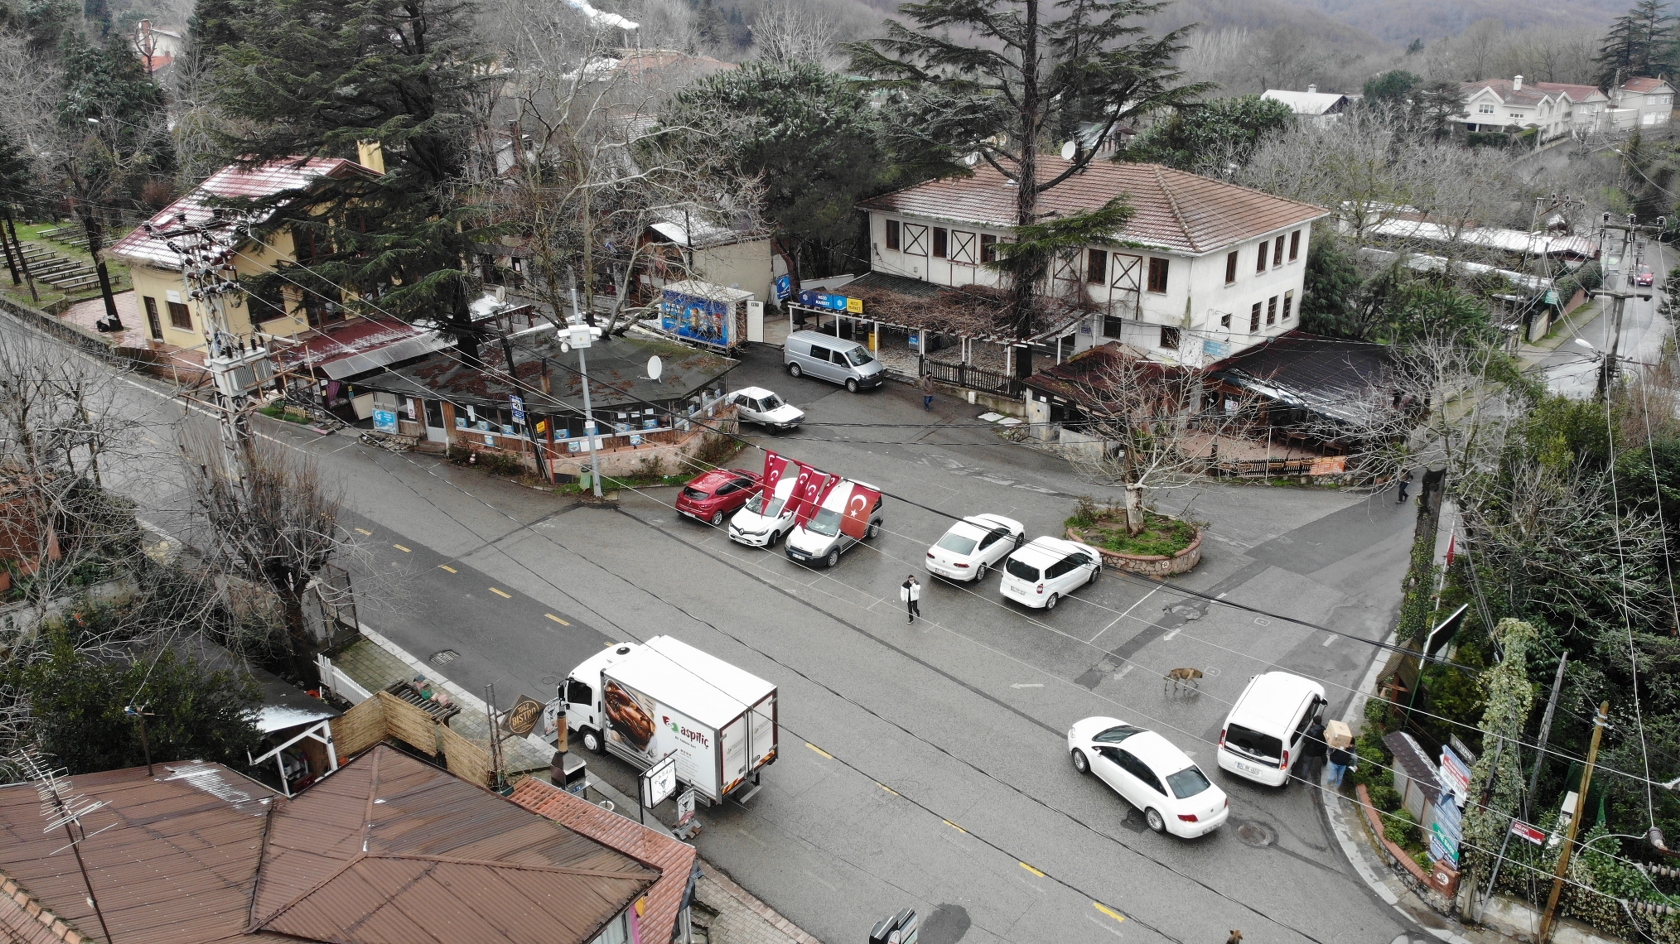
[1124,95,1295,175]
[851,0,1206,376]
[210,0,491,360]
[1595,0,1678,90]
[1363,70,1420,103]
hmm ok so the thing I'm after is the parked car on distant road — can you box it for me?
[1068,717,1229,838]
[730,386,805,431]
[925,514,1025,581]
[729,475,799,547]
[675,469,763,526]
[999,536,1101,609]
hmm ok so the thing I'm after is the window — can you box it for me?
[1273,235,1285,266]
[1256,244,1268,273]
[1146,257,1169,293]
[1219,311,1231,328]
[1250,302,1261,332]
[885,219,900,250]
[1288,230,1301,261]
[1266,295,1278,325]
[1225,251,1238,284]
[1102,315,1124,338]
[1283,290,1294,321]
[565,678,593,706]
[932,227,948,258]
[1159,325,1180,349]
[980,234,998,263]
[1005,557,1041,582]
[1087,248,1107,284]
[167,301,192,329]
[1478,104,1494,114]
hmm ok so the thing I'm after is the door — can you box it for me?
[977,528,1008,566]
[564,677,597,730]
[1091,746,1133,799]
[142,296,163,341]
[813,346,845,383]
[1109,253,1142,319]
[1116,749,1168,808]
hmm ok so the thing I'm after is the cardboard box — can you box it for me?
[1326,720,1354,749]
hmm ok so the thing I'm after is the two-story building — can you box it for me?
[855,157,1329,368]
[1459,75,1673,137]
[1617,76,1676,127]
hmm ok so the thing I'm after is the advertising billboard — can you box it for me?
[661,288,733,348]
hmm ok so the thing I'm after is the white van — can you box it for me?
[784,331,884,393]
[1216,672,1327,787]
[784,480,883,567]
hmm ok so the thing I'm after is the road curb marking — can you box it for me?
[546,613,570,626]
[354,528,372,535]
[805,743,832,759]
[1093,902,1125,924]
[1019,862,1045,877]
[393,544,410,552]
[943,819,967,834]
[489,587,511,598]
[876,782,899,796]
[438,565,457,573]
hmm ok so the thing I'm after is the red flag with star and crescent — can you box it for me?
[762,450,791,492]
[840,482,880,539]
[785,463,815,519]
[794,470,835,526]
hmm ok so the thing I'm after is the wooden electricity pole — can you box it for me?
[1538,701,1609,943]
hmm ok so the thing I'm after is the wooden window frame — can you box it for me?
[1288,230,1301,261]
[885,219,900,251]
[1273,235,1285,266]
[167,301,192,330]
[1087,248,1107,284]
[980,234,998,263]
[1159,325,1180,349]
[932,227,948,259]
[1283,290,1294,320]
[1256,244,1268,273]
[1266,295,1278,325]
[1250,302,1261,332]
[1225,251,1238,284]
[1146,257,1169,294]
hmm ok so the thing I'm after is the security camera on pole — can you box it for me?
[557,321,605,498]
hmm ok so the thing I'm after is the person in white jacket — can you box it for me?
[901,574,921,623]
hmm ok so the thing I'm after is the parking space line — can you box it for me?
[943,819,967,834]
[393,544,411,553]
[1092,902,1125,924]
[1087,914,1124,937]
[805,743,832,759]
[438,565,457,573]
[489,587,511,598]
[546,613,570,626]
[1323,635,1336,646]
[1089,585,1161,644]
[876,782,899,796]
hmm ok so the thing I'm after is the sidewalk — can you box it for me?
[1515,299,1599,370]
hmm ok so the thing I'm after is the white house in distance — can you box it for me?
[856,157,1329,366]
[1262,86,1354,127]
[1459,75,1673,138]
[1618,76,1676,127]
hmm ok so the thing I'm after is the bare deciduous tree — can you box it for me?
[750,0,838,69]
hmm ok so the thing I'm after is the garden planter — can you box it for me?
[1066,520,1203,576]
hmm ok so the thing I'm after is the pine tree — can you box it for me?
[209,0,491,360]
[1595,0,1678,90]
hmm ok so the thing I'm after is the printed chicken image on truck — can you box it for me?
[549,635,778,805]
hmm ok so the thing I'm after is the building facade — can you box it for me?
[1458,75,1673,137]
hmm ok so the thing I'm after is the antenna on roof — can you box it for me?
[11,746,118,944]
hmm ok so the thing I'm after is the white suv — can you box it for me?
[999,537,1101,609]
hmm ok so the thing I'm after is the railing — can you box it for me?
[925,358,1022,397]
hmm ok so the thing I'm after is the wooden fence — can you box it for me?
[327,690,497,789]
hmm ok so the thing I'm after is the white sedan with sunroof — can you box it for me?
[925,514,1024,581]
[1068,717,1229,838]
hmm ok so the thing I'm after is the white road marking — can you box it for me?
[1115,665,1133,679]
[1323,635,1336,646]
[1089,585,1162,644]
[1010,683,1044,689]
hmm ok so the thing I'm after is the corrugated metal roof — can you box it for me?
[109,158,372,268]
[272,316,454,381]
[857,158,1327,255]
[510,779,699,944]
[250,747,657,944]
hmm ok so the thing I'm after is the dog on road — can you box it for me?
[1164,667,1204,690]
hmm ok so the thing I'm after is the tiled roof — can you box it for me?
[857,158,1326,255]
[1534,80,1605,102]
[510,778,699,944]
[109,157,372,268]
[1023,342,1185,402]
[271,315,454,381]
[1622,76,1672,93]
[1462,79,1557,107]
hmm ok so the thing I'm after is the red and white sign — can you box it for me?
[762,450,791,491]
[840,482,880,539]
[1511,820,1546,845]
[796,473,837,525]
[1438,745,1472,805]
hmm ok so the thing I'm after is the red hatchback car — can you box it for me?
[675,469,763,526]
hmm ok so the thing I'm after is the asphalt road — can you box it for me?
[1535,241,1672,398]
[32,319,1423,944]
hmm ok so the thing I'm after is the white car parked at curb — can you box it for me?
[728,475,799,547]
[925,514,1024,581]
[729,386,805,431]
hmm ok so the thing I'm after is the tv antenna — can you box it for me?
[11,747,117,944]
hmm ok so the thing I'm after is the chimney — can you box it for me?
[1307,84,1317,94]
[1513,75,1523,91]
[356,140,385,175]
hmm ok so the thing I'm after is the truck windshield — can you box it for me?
[806,508,842,537]
[845,347,874,367]
[746,493,786,517]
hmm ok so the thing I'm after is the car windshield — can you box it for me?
[1224,723,1282,764]
[1093,725,1143,743]
[760,393,785,409]
[681,486,710,501]
[806,508,842,537]
[845,347,874,367]
[745,493,786,517]
[1166,765,1213,798]
[936,531,979,555]
[1005,557,1041,581]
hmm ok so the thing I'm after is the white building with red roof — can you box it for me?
[109,156,376,352]
[855,157,1328,364]
[1459,75,1672,138]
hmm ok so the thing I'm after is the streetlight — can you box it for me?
[560,324,604,498]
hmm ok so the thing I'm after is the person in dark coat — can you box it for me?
[1298,717,1327,783]
[1327,743,1358,788]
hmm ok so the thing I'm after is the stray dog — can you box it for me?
[1226,932,1243,944]
[1164,667,1204,690]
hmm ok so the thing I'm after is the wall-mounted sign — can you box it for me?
[373,409,398,433]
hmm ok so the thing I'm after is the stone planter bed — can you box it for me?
[1066,516,1203,577]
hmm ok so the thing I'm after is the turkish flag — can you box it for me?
[840,482,880,539]
[787,463,814,517]
[794,471,834,526]
[763,450,791,491]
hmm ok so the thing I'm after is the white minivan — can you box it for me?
[784,331,884,393]
[1216,672,1328,787]
[784,480,884,567]
[999,536,1101,610]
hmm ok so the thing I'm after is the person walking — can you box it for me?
[901,574,922,623]
[1298,717,1327,783]
[1396,468,1413,503]
[921,372,935,411]
[1326,742,1358,788]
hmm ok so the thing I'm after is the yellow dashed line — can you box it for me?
[489,587,511,598]
[804,743,832,759]
[438,565,457,573]
[393,544,411,553]
[875,782,899,796]
[1093,903,1125,924]
[943,819,967,834]
[1019,862,1045,877]
[354,528,372,536]
[546,613,570,626]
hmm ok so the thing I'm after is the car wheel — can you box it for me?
[866,521,879,539]
[788,362,803,378]
[581,728,604,754]
[1145,807,1166,833]
[825,549,839,568]
[845,378,859,393]
[1045,592,1059,610]
[710,510,724,526]
[1089,567,1100,586]
[1014,533,1025,549]
[1071,748,1090,774]
[974,562,987,581]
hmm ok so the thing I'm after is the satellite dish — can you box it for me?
[648,355,663,380]
[963,152,980,167]
[1060,140,1076,160]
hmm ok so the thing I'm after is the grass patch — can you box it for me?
[260,404,313,425]
[1076,510,1197,557]
[555,473,689,494]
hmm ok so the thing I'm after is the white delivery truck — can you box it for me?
[551,636,779,805]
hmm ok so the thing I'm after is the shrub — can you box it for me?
[1067,495,1099,529]
[1367,784,1402,812]
[1384,807,1419,848]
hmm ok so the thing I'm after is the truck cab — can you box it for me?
[550,643,638,753]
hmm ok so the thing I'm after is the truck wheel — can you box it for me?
[825,549,839,568]
[788,362,803,378]
[581,727,604,754]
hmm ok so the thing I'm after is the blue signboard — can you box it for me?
[1429,791,1463,866]
[373,409,399,433]
[774,274,791,302]
[661,288,732,348]
[797,289,850,312]
[1202,338,1230,360]
[510,395,526,424]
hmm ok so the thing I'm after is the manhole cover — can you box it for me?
[1234,821,1276,847]
[430,649,459,665]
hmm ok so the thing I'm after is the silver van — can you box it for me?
[784,331,885,393]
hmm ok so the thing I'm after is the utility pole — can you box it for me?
[565,275,604,498]
[1529,653,1569,799]
[1592,214,1663,400]
[1538,701,1610,944]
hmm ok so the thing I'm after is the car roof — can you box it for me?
[1227,672,1325,732]
[734,386,774,398]
[943,520,988,540]
[1012,536,1090,565]
[965,514,1016,532]
[689,469,751,487]
[1121,730,1195,772]
[789,331,862,348]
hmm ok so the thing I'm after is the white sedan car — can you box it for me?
[999,536,1101,609]
[728,475,799,547]
[730,386,805,432]
[1068,717,1229,838]
[925,514,1025,581]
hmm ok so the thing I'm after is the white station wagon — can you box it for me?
[999,536,1101,609]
